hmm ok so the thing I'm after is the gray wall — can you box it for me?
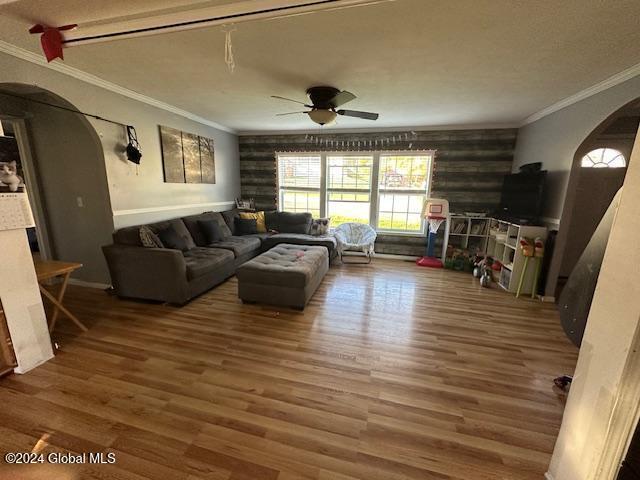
[1,91,117,283]
[26,95,115,283]
[513,75,640,222]
[0,51,241,283]
[514,76,640,296]
[240,129,517,256]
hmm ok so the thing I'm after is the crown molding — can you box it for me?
[522,62,640,126]
[0,40,236,134]
[238,122,519,136]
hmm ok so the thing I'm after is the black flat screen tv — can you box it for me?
[497,171,547,221]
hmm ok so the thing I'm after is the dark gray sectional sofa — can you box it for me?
[102,209,337,304]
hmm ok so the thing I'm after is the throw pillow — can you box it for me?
[139,226,163,248]
[235,217,258,235]
[198,219,224,244]
[278,211,312,234]
[221,209,239,236]
[239,211,267,233]
[157,225,190,251]
[310,218,330,236]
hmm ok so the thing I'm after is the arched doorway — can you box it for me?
[0,83,114,283]
[545,98,640,299]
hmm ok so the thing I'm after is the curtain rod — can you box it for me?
[63,0,341,45]
[0,90,128,127]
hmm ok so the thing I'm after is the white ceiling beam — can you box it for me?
[63,0,394,47]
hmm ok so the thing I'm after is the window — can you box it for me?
[327,155,373,227]
[581,148,626,168]
[378,155,430,232]
[278,154,321,217]
[277,151,433,234]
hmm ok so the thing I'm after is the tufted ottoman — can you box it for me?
[236,244,329,309]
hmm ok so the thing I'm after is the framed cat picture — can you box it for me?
[0,160,25,193]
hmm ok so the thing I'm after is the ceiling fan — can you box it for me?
[272,86,379,125]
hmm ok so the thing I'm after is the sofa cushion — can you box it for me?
[157,225,190,251]
[182,212,231,246]
[114,218,195,249]
[262,233,337,254]
[208,235,262,258]
[113,225,146,246]
[198,219,225,244]
[235,217,258,235]
[243,233,272,242]
[277,212,312,234]
[221,208,240,235]
[163,219,197,250]
[183,247,234,280]
[264,210,279,231]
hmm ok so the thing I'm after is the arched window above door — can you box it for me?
[581,148,626,168]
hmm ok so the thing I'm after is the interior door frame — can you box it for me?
[595,322,640,479]
[592,123,640,480]
[2,116,53,260]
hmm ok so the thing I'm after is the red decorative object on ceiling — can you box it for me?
[28,24,77,62]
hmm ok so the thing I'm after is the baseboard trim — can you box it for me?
[375,253,420,261]
[112,201,235,217]
[544,472,555,480]
[540,295,556,303]
[68,279,110,290]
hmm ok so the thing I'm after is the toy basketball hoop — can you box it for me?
[424,198,449,232]
[417,198,450,268]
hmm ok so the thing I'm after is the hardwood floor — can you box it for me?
[0,259,578,480]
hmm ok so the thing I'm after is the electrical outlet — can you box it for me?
[76,197,84,208]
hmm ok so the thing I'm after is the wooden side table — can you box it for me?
[33,259,87,333]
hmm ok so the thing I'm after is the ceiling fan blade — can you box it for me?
[276,111,308,116]
[336,109,379,120]
[329,90,356,108]
[271,95,312,107]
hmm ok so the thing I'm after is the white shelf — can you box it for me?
[445,215,490,253]
[448,216,547,296]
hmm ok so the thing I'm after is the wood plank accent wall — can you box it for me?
[239,129,517,256]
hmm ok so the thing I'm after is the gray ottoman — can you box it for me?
[236,244,329,309]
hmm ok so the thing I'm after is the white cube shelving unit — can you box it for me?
[446,215,547,295]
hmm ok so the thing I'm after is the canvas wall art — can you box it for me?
[199,136,216,184]
[159,126,215,184]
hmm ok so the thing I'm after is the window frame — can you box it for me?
[376,153,435,235]
[276,153,322,217]
[326,153,375,227]
[580,148,627,169]
[276,150,435,236]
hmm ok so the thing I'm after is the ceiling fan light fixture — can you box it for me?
[308,109,337,126]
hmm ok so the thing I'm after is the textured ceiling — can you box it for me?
[1,0,640,133]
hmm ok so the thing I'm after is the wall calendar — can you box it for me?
[0,192,35,231]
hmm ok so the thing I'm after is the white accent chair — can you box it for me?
[333,222,377,264]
